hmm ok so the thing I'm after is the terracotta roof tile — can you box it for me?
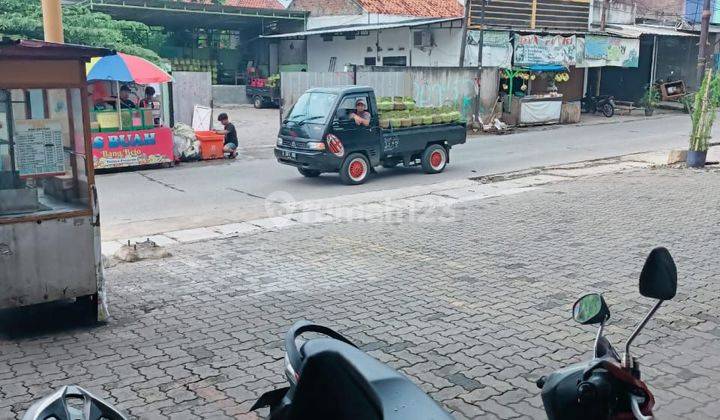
[355,0,464,18]
[179,0,285,11]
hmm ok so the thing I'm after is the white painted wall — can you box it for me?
[306,25,463,71]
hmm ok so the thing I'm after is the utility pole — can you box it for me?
[40,0,64,43]
[473,0,487,127]
[477,0,486,68]
[697,0,712,84]
[458,0,471,67]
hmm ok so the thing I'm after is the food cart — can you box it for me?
[500,66,567,126]
[0,39,112,320]
[86,53,174,170]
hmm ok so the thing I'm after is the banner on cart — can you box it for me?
[92,127,174,169]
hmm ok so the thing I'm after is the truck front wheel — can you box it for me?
[421,144,448,174]
[340,153,370,185]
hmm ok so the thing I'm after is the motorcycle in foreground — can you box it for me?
[537,246,677,420]
[581,94,615,117]
[252,247,677,420]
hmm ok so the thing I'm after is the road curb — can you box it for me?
[101,150,667,259]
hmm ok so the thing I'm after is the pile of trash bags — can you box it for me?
[173,123,201,161]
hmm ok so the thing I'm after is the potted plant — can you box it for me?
[688,69,720,168]
[641,85,660,116]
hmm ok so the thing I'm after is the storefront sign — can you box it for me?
[514,34,577,66]
[582,35,640,68]
[91,127,174,169]
[14,119,65,177]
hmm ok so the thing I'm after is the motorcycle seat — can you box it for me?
[298,338,452,420]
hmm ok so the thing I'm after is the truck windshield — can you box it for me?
[285,92,337,124]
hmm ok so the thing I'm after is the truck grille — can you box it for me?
[282,139,307,149]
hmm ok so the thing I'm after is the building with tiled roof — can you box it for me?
[180,0,286,10]
[289,0,464,21]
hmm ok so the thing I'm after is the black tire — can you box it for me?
[421,144,448,174]
[253,95,264,109]
[602,103,614,118]
[298,168,321,177]
[339,153,370,185]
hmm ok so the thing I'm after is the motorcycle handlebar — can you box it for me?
[630,394,652,420]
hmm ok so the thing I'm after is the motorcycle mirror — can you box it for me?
[639,247,677,301]
[572,293,610,325]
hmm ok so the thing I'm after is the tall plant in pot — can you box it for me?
[641,85,659,116]
[688,69,720,168]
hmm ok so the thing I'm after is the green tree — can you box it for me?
[0,0,165,64]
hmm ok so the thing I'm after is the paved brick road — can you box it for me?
[2,168,720,419]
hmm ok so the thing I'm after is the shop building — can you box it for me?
[84,0,308,84]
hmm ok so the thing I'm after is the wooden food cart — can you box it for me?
[0,39,111,320]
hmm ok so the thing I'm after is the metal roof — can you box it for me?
[86,0,307,30]
[604,24,697,38]
[262,17,461,38]
[0,39,113,60]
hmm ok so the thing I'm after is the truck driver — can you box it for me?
[350,99,371,126]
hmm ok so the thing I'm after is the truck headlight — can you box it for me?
[277,137,283,146]
[306,141,326,151]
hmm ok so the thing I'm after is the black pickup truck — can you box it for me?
[274,86,467,185]
[247,85,280,108]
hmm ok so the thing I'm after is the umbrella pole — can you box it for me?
[116,81,122,131]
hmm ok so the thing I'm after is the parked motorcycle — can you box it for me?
[537,246,677,420]
[581,94,615,117]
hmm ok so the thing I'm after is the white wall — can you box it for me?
[306,26,463,71]
[591,1,636,25]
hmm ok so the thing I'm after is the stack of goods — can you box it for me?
[169,58,218,84]
[266,74,280,88]
[377,97,462,129]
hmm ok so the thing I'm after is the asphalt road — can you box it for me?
[97,114,693,240]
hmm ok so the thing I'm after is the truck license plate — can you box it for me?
[282,150,296,159]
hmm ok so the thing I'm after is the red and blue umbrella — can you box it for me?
[87,52,171,84]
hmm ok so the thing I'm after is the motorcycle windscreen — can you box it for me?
[288,350,382,420]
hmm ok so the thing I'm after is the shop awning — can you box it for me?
[261,17,462,38]
[604,24,697,39]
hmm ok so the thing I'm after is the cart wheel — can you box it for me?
[253,95,264,109]
[421,144,447,174]
[298,168,321,177]
[340,153,370,185]
[76,293,98,323]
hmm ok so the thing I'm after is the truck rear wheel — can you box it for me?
[421,144,447,174]
[340,153,370,185]
[253,95,264,109]
[298,168,321,177]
